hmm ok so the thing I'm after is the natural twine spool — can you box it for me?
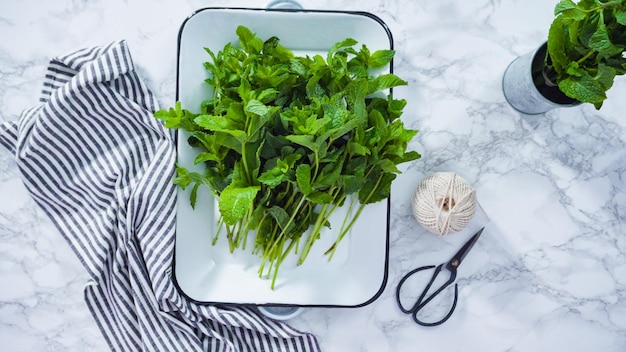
[412,172,477,236]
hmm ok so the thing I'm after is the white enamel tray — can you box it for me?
[174,7,393,307]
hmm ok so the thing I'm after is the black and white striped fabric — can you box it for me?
[0,40,320,352]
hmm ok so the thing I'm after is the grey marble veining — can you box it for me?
[1,0,625,351]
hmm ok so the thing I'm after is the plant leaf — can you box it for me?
[194,152,221,164]
[236,25,263,54]
[401,150,422,163]
[616,9,626,25]
[194,115,247,141]
[173,166,192,189]
[317,158,344,187]
[368,50,395,68]
[257,88,279,104]
[190,183,200,209]
[595,63,616,90]
[296,164,313,195]
[555,0,585,20]
[344,79,368,123]
[576,0,600,11]
[340,175,362,195]
[547,16,570,75]
[307,191,334,204]
[358,172,396,204]
[588,20,623,56]
[557,71,606,105]
[263,36,280,54]
[327,38,358,64]
[266,206,290,231]
[258,167,287,187]
[554,0,576,15]
[347,141,370,156]
[367,74,408,95]
[218,184,260,225]
[376,158,401,174]
[245,99,270,116]
[285,134,319,152]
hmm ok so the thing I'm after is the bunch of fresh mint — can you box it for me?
[547,0,626,109]
[155,25,419,289]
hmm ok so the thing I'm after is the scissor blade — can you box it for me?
[447,227,484,269]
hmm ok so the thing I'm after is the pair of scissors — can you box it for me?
[395,227,484,326]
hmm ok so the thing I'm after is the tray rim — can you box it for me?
[171,6,394,309]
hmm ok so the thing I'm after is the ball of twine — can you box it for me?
[412,172,477,236]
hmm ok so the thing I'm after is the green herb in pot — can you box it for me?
[546,0,626,109]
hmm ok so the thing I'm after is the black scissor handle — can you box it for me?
[395,264,459,326]
[396,265,436,314]
[413,284,458,326]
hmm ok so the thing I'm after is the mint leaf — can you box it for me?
[153,102,198,130]
[548,16,570,75]
[588,21,623,56]
[285,134,319,152]
[340,175,362,195]
[190,183,200,209]
[218,185,260,225]
[236,25,263,54]
[257,88,278,104]
[616,9,626,25]
[173,166,192,189]
[388,98,407,120]
[258,154,300,187]
[194,115,247,141]
[237,78,253,103]
[327,38,358,64]
[195,114,242,131]
[263,36,280,54]
[565,61,585,77]
[258,167,287,187]
[347,141,370,156]
[344,79,368,123]
[153,109,178,128]
[307,191,334,204]
[368,50,395,68]
[358,172,396,204]
[554,0,576,15]
[554,0,585,20]
[296,164,313,195]
[194,152,221,164]
[317,159,343,187]
[322,97,348,129]
[367,74,408,95]
[595,64,616,90]
[173,167,213,209]
[376,159,401,174]
[226,102,246,124]
[558,72,606,105]
[266,206,290,231]
[401,150,422,163]
[329,119,359,140]
[245,100,270,116]
[576,0,600,11]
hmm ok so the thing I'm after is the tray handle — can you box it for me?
[266,0,303,9]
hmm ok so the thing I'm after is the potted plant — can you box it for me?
[503,0,626,114]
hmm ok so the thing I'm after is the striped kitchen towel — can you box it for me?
[0,40,320,352]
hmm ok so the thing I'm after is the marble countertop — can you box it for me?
[1,0,625,351]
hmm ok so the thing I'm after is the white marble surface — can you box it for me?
[1,0,625,351]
